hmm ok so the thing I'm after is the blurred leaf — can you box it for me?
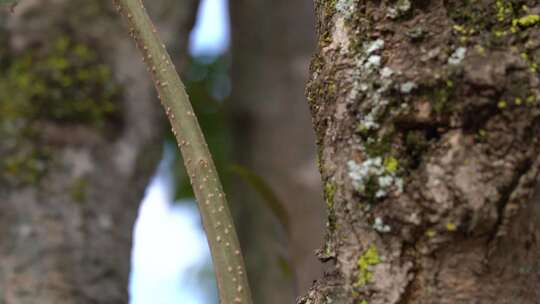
[230,165,290,234]
[277,255,294,279]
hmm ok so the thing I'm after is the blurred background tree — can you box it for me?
[0,0,325,303]
[0,0,198,302]
[228,1,324,303]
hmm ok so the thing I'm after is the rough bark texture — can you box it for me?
[300,1,540,303]
[0,0,197,303]
[229,0,325,303]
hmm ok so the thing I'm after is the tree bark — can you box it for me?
[0,0,197,303]
[301,1,540,303]
[229,0,325,303]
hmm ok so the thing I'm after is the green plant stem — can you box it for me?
[112,1,253,303]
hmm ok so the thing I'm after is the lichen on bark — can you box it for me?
[301,1,540,303]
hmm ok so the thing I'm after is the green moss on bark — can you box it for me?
[354,244,381,288]
[0,32,122,186]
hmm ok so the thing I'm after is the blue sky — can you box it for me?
[189,0,230,57]
[129,0,229,303]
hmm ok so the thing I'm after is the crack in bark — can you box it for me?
[487,157,532,248]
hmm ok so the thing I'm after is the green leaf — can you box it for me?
[277,255,294,279]
[230,165,290,234]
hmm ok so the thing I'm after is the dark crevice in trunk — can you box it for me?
[487,157,532,245]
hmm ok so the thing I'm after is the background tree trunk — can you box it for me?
[228,0,325,303]
[301,1,540,303]
[0,1,197,303]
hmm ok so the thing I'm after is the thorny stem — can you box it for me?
[112,1,253,303]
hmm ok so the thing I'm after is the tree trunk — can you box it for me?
[0,1,197,303]
[301,1,540,303]
[229,0,325,303]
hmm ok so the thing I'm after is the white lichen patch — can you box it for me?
[448,47,467,65]
[328,10,396,135]
[366,39,385,54]
[347,158,403,199]
[357,99,389,131]
[336,0,357,15]
[345,38,398,132]
[400,81,417,94]
[397,0,412,12]
[373,217,392,233]
[380,67,394,78]
[366,55,382,68]
[387,0,412,19]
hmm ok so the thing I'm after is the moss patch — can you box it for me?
[354,244,381,288]
[70,177,89,203]
[514,14,540,27]
[0,31,122,186]
[325,182,337,208]
[1,37,121,128]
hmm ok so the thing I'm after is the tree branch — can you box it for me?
[111,1,253,303]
